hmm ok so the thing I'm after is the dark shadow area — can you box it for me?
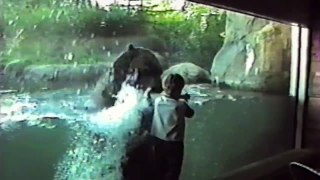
[289,162,320,180]
[213,149,320,180]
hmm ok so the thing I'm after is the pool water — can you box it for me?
[0,85,295,180]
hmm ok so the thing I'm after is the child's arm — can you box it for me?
[184,103,194,118]
[178,99,194,118]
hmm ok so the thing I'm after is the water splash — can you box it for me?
[0,94,37,123]
[54,83,150,180]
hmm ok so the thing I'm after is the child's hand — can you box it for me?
[180,93,190,102]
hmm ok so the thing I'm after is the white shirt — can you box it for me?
[150,95,193,142]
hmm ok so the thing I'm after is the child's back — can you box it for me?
[150,73,194,180]
[151,94,193,142]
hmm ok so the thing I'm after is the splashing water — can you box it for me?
[54,83,150,180]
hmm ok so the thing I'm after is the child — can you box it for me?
[150,73,194,180]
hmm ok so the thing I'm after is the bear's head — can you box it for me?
[112,44,163,92]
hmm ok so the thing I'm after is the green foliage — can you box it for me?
[3,4,145,37]
[0,1,226,72]
[0,2,147,71]
[147,5,226,69]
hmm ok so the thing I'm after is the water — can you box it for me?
[0,83,152,180]
[182,92,295,179]
[0,84,295,180]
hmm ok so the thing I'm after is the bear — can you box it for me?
[91,44,164,109]
[112,44,163,93]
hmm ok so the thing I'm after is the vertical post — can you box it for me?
[294,27,311,149]
[290,25,300,97]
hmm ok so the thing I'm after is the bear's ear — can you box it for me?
[128,44,135,51]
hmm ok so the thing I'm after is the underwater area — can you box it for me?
[0,0,295,179]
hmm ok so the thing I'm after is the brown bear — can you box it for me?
[112,44,163,93]
[92,44,163,109]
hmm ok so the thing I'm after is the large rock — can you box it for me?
[22,63,110,82]
[210,12,291,93]
[162,63,211,84]
[0,63,112,92]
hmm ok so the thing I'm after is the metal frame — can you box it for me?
[293,26,312,149]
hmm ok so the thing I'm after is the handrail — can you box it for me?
[213,149,320,180]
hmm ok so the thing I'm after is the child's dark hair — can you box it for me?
[162,73,185,96]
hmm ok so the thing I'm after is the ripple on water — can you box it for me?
[0,84,263,179]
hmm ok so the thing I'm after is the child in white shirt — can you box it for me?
[150,73,194,180]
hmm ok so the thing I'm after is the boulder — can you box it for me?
[210,12,291,93]
[22,63,110,82]
[162,62,211,84]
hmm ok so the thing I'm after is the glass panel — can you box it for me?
[0,1,296,179]
[310,22,320,97]
[304,20,320,148]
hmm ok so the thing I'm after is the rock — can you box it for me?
[210,12,291,93]
[22,63,110,82]
[162,63,211,84]
[0,90,18,94]
[4,59,25,75]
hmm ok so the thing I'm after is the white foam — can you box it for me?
[55,83,150,180]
